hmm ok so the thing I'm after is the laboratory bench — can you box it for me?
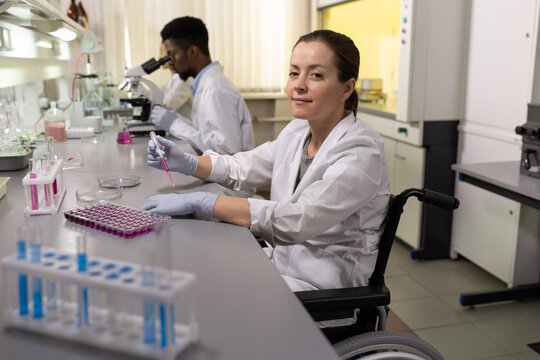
[452,161,540,306]
[0,127,338,359]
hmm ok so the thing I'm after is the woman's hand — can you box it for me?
[148,135,199,175]
[141,192,219,217]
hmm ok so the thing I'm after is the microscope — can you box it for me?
[515,103,540,178]
[118,55,171,135]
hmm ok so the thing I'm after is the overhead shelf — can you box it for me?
[0,0,85,41]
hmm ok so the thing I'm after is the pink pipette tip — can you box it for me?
[161,158,175,187]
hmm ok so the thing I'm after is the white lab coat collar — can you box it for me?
[292,112,356,198]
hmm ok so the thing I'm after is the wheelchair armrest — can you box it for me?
[295,285,390,321]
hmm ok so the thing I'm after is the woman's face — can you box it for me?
[287,41,353,124]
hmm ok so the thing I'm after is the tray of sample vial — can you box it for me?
[2,247,198,360]
[64,203,170,238]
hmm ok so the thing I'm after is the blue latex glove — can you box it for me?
[150,105,177,131]
[148,135,198,175]
[141,192,219,217]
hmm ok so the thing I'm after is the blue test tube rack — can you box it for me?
[1,248,197,360]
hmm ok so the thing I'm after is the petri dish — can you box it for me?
[98,175,141,189]
[76,187,122,203]
[62,152,84,171]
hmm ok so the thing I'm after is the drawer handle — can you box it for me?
[395,154,407,160]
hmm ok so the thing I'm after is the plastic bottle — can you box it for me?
[44,102,66,143]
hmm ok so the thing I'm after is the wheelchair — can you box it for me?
[295,188,460,359]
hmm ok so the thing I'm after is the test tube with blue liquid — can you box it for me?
[30,227,43,318]
[155,222,175,348]
[44,250,57,313]
[17,225,29,316]
[141,241,157,345]
[77,235,89,327]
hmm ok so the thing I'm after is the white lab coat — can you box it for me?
[205,112,391,291]
[168,64,254,155]
[162,73,193,121]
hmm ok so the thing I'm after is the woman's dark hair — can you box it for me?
[161,16,210,56]
[295,30,360,116]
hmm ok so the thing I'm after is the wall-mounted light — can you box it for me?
[48,27,76,41]
[35,40,53,49]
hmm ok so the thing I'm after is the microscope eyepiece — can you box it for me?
[141,55,172,75]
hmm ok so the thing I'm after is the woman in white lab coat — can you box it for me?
[142,30,391,291]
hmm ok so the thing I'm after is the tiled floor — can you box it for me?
[385,240,540,360]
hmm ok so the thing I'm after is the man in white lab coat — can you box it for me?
[159,42,193,121]
[152,16,254,155]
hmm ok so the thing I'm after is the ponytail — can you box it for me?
[345,88,358,116]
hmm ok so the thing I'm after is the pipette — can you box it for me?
[149,131,175,187]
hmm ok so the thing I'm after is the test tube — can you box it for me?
[29,158,39,210]
[155,222,175,348]
[47,137,57,195]
[30,228,43,319]
[141,241,157,345]
[42,158,51,207]
[17,225,29,316]
[77,235,90,327]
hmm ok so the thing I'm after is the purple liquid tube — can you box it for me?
[42,159,51,207]
[29,159,38,210]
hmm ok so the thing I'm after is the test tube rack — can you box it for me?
[2,248,198,360]
[22,159,66,216]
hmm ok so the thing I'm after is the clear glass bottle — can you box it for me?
[44,102,66,143]
[82,83,104,118]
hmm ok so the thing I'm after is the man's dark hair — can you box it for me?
[160,16,210,56]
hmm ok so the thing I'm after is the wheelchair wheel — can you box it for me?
[333,331,444,360]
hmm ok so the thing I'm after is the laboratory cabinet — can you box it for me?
[360,110,459,259]
[382,135,425,249]
[451,0,540,287]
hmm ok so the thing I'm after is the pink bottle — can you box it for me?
[44,102,66,143]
